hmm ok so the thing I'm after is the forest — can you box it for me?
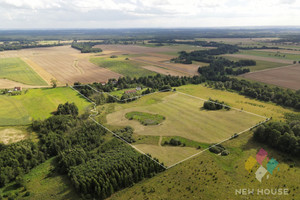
[0,41,63,51]
[0,102,164,199]
[254,121,300,157]
[171,44,239,64]
[71,41,103,53]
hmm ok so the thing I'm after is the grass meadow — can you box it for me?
[223,56,287,71]
[238,50,300,61]
[0,57,47,86]
[99,84,297,166]
[0,157,80,200]
[110,130,300,200]
[90,56,157,78]
[0,87,91,126]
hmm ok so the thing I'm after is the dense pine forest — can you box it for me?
[0,102,165,199]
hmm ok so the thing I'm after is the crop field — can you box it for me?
[93,44,201,76]
[0,57,47,86]
[90,56,157,78]
[240,64,300,90]
[0,87,91,126]
[222,56,287,72]
[102,89,265,166]
[0,46,121,86]
[239,50,300,61]
[176,85,296,120]
[224,53,293,64]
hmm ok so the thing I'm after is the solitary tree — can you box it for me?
[51,79,58,88]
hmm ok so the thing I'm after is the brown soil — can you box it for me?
[0,46,122,85]
[240,64,300,90]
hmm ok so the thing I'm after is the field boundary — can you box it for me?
[70,85,168,170]
[70,84,269,169]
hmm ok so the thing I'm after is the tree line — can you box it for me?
[254,121,300,157]
[0,41,63,51]
[74,71,300,110]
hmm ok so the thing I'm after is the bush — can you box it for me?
[209,144,225,154]
[24,191,30,197]
[221,150,230,156]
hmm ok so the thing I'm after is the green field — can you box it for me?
[223,56,287,71]
[90,56,157,78]
[125,111,165,125]
[0,57,47,86]
[102,88,267,166]
[238,50,300,61]
[0,87,91,126]
[99,84,297,166]
[110,130,300,200]
[0,157,80,200]
[106,91,263,144]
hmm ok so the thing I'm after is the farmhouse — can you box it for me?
[14,87,22,91]
[136,86,142,91]
[100,82,106,86]
[124,89,137,94]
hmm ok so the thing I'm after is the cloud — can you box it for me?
[0,0,300,28]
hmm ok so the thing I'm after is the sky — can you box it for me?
[1,0,300,29]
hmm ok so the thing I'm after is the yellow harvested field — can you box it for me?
[142,66,188,76]
[0,128,27,144]
[93,44,199,76]
[94,44,177,54]
[133,144,199,166]
[131,56,199,75]
[106,92,263,144]
[0,46,122,85]
[0,78,49,89]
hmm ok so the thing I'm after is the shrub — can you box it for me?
[221,150,230,156]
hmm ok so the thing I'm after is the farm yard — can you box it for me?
[0,87,91,126]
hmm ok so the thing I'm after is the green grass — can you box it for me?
[0,157,80,200]
[134,135,160,145]
[223,56,287,71]
[0,57,47,86]
[0,87,91,126]
[125,111,165,125]
[90,56,157,78]
[238,50,300,61]
[177,84,296,121]
[103,87,267,166]
[106,91,263,144]
[110,131,300,200]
